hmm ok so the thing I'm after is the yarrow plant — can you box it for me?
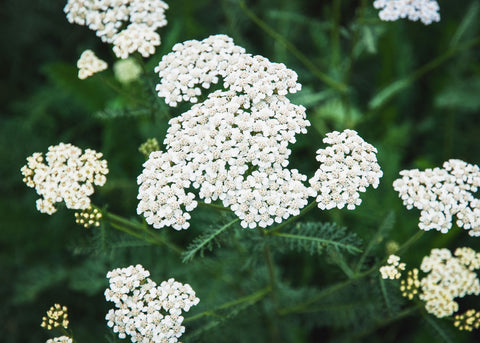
[137,34,382,230]
[64,0,168,58]
[373,0,440,25]
[105,264,199,342]
[21,143,108,214]
[393,159,480,236]
[380,248,480,330]
[46,337,73,343]
[77,49,108,79]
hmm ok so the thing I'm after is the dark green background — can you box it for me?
[1,0,480,342]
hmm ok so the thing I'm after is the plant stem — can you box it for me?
[268,201,317,234]
[196,201,232,212]
[184,286,271,323]
[239,1,348,93]
[95,205,183,254]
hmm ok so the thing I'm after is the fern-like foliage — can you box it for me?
[271,222,363,256]
[182,214,239,263]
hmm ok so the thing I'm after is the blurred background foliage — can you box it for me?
[1,0,480,342]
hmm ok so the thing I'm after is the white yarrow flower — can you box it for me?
[105,265,199,343]
[309,129,383,211]
[46,336,72,343]
[65,0,168,58]
[77,49,107,79]
[21,143,109,214]
[393,159,480,236]
[373,0,440,25]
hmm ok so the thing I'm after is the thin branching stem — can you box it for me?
[94,205,183,254]
[184,286,271,323]
[268,201,317,234]
[239,1,348,93]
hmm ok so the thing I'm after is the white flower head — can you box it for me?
[21,143,109,214]
[373,0,440,25]
[309,129,383,210]
[105,265,199,343]
[77,49,108,79]
[138,35,314,230]
[419,248,480,318]
[65,0,168,58]
[380,254,406,279]
[46,336,72,343]
[393,159,480,236]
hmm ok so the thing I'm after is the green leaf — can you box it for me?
[449,1,480,47]
[182,217,239,262]
[272,222,362,255]
[368,78,410,110]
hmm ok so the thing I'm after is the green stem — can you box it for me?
[369,35,480,110]
[268,201,317,234]
[95,206,183,254]
[279,228,424,315]
[331,0,342,68]
[184,286,271,323]
[239,1,347,93]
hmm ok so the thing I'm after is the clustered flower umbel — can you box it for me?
[419,248,480,318]
[309,129,383,210]
[46,337,73,343]
[41,304,69,330]
[105,264,199,343]
[393,159,480,236]
[137,35,382,230]
[21,143,108,214]
[380,254,406,280]
[64,0,168,58]
[77,49,108,79]
[373,0,440,25]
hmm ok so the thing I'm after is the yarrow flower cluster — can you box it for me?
[64,0,168,58]
[41,304,69,330]
[105,264,199,343]
[75,206,102,228]
[373,0,440,25]
[385,248,480,328]
[393,159,480,236]
[380,254,406,279]
[77,49,107,79]
[46,336,73,343]
[309,129,383,210]
[137,35,382,230]
[419,248,480,318]
[21,143,109,214]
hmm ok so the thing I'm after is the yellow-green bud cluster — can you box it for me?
[75,207,102,228]
[454,309,480,331]
[400,268,420,300]
[139,138,160,159]
[40,304,69,330]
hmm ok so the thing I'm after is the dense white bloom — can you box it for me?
[64,0,168,58]
[373,0,440,25]
[419,248,480,318]
[309,129,383,210]
[77,49,107,79]
[21,143,108,214]
[114,57,142,83]
[46,337,72,343]
[155,34,301,107]
[139,35,381,230]
[380,254,406,279]
[105,265,199,343]
[393,159,480,236]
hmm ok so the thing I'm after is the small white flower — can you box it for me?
[21,143,108,214]
[77,49,107,79]
[373,0,440,25]
[309,129,383,211]
[65,0,168,58]
[393,159,480,236]
[46,336,72,343]
[105,265,199,343]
